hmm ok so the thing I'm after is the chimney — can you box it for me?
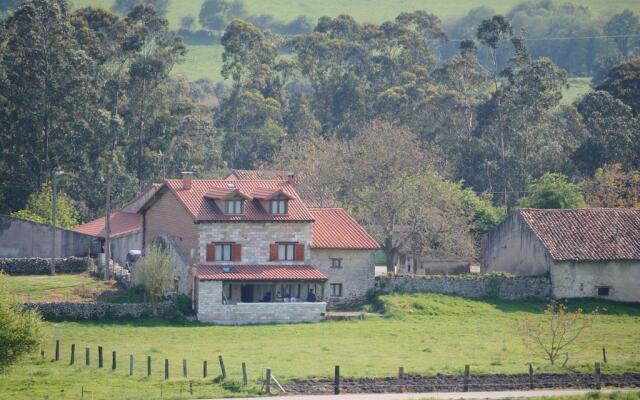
[287,172,296,186]
[181,171,193,190]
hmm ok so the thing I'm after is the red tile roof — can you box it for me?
[196,264,327,281]
[164,179,314,222]
[519,208,640,261]
[251,187,293,200]
[73,211,142,239]
[204,187,251,200]
[309,208,380,250]
[227,169,290,180]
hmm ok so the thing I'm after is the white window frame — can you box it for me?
[278,243,295,261]
[215,243,232,261]
[225,199,243,214]
[271,199,288,214]
[330,283,343,297]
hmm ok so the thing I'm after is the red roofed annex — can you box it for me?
[481,208,640,303]
[138,171,379,324]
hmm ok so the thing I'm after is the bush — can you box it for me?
[0,272,44,372]
[132,246,176,311]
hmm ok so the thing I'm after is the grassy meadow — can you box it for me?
[6,273,143,303]
[67,0,640,82]
[1,293,639,399]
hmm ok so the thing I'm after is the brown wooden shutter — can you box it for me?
[294,243,305,261]
[206,243,215,262]
[231,244,242,261]
[269,243,278,261]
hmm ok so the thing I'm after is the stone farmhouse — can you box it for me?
[482,208,640,303]
[134,172,379,324]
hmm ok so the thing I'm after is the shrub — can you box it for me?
[0,272,45,372]
[132,246,176,311]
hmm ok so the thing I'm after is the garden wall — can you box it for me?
[375,274,551,300]
[0,256,91,275]
[24,301,174,320]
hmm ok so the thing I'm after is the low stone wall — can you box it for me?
[198,302,327,325]
[0,256,91,275]
[24,301,174,320]
[375,273,551,300]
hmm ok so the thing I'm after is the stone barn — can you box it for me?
[481,208,640,303]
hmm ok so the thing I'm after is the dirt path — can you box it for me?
[211,388,639,400]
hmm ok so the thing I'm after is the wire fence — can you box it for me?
[40,339,640,399]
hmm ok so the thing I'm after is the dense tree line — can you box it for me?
[0,0,223,220]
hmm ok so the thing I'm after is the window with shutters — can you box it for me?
[330,283,343,297]
[330,258,342,268]
[225,199,243,214]
[270,199,288,214]
[278,243,295,261]
[215,243,232,261]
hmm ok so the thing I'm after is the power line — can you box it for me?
[448,33,640,43]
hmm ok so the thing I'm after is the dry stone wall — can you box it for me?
[0,256,91,275]
[375,274,551,300]
[24,301,174,320]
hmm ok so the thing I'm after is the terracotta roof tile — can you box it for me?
[519,208,640,261]
[196,264,327,281]
[164,179,314,222]
[309,208,380,250]
[73,211,142,239]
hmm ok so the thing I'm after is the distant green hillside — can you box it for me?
[69,0,640,82]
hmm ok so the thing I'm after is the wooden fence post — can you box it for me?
[147,356,151,377]
[529,363,534,390]
[219,355,226,379]
[55,340,60,361]
[242,362,248,386]
[398,367,404,392]
[602,347,608,364]
[98,346,103,368]
[265,369,271,394]
[203,360,207,378]
[595,362,601,389]
[463,365,470,392]
[334,365,340,395]
[130,355,134,376]
[183,359,188,378]
[85,348,90,366]
[112,351,116,370]
[70,344,75,365]
[165,359,169,380]
[41,350,45,359]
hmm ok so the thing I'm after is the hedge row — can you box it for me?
[23,301,174,320]
[0,256,91,275]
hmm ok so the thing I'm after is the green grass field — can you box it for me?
[5,273,143,303]
[1,293,639,399]
[562,77,593,105]
[68,0,640,82]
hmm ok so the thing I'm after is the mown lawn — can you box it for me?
[1,293,639,399]
[5,273,143,303]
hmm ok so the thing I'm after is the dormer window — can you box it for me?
[225,199,243,214]
[271,199,288,214]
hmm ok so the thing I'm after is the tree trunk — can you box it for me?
[384,237,395,274]
[104,163,111,281]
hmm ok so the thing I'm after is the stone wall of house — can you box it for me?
[481,212,552,276]
[0,256,91,275]
[143,190,200,264]
[375,274,551,300]
[198,222,313,264]
[23,301,173,320]
[311,248,375,309]
[551,260,640,302]
[0,215,98,258]
[196,280,326,324]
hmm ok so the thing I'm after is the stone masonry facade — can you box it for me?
[198,222,313,264]
[311,249,375,309]
[196,280,326,324]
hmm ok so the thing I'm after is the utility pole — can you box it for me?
[104,164,111,281]
[50,170,64,276]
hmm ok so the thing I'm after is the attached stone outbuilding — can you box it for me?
[482,208,640,303]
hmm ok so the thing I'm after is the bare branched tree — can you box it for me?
[517,301,599,365]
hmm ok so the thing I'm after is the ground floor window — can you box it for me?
[597,286,610,296]
[330,283,343,297]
